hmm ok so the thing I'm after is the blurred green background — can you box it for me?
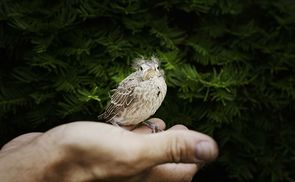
[1,0,295,181]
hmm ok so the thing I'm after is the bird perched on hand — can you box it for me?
[98,57,167,132]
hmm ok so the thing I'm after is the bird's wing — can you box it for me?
[98,83,137,122]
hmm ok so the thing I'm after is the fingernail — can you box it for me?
[195,140,216,161]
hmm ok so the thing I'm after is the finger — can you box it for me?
[132,118,166,134]
[167,124,188,131]
[1,133,43,151]
[145,125,201,182]
[138,129,218,169]
[145,163,198,182]
[121,125,137,131]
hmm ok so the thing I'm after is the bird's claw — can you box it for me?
[142,120,162,133]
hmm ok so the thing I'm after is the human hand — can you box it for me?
[0,119,218,182]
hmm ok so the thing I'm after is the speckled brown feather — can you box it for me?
[98,57,167,127]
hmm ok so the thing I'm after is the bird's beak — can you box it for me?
[143,69,157,80]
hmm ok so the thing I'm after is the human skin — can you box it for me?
[0,118,218,182]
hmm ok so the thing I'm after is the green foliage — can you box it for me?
[1,0,295,181]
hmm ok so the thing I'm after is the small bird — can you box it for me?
[98,57,167,132]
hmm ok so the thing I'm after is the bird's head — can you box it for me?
[133,57,163,81]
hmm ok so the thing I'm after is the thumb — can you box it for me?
[139,130,218,167]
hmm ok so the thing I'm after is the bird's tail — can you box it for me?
[97,113,105,121]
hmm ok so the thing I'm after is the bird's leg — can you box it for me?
[142,120,162,133]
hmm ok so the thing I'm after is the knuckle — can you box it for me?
[172,124,188,130]
[167,134,187,163]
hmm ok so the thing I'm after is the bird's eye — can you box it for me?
[140,66,143,71]
[156,66,159,69]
